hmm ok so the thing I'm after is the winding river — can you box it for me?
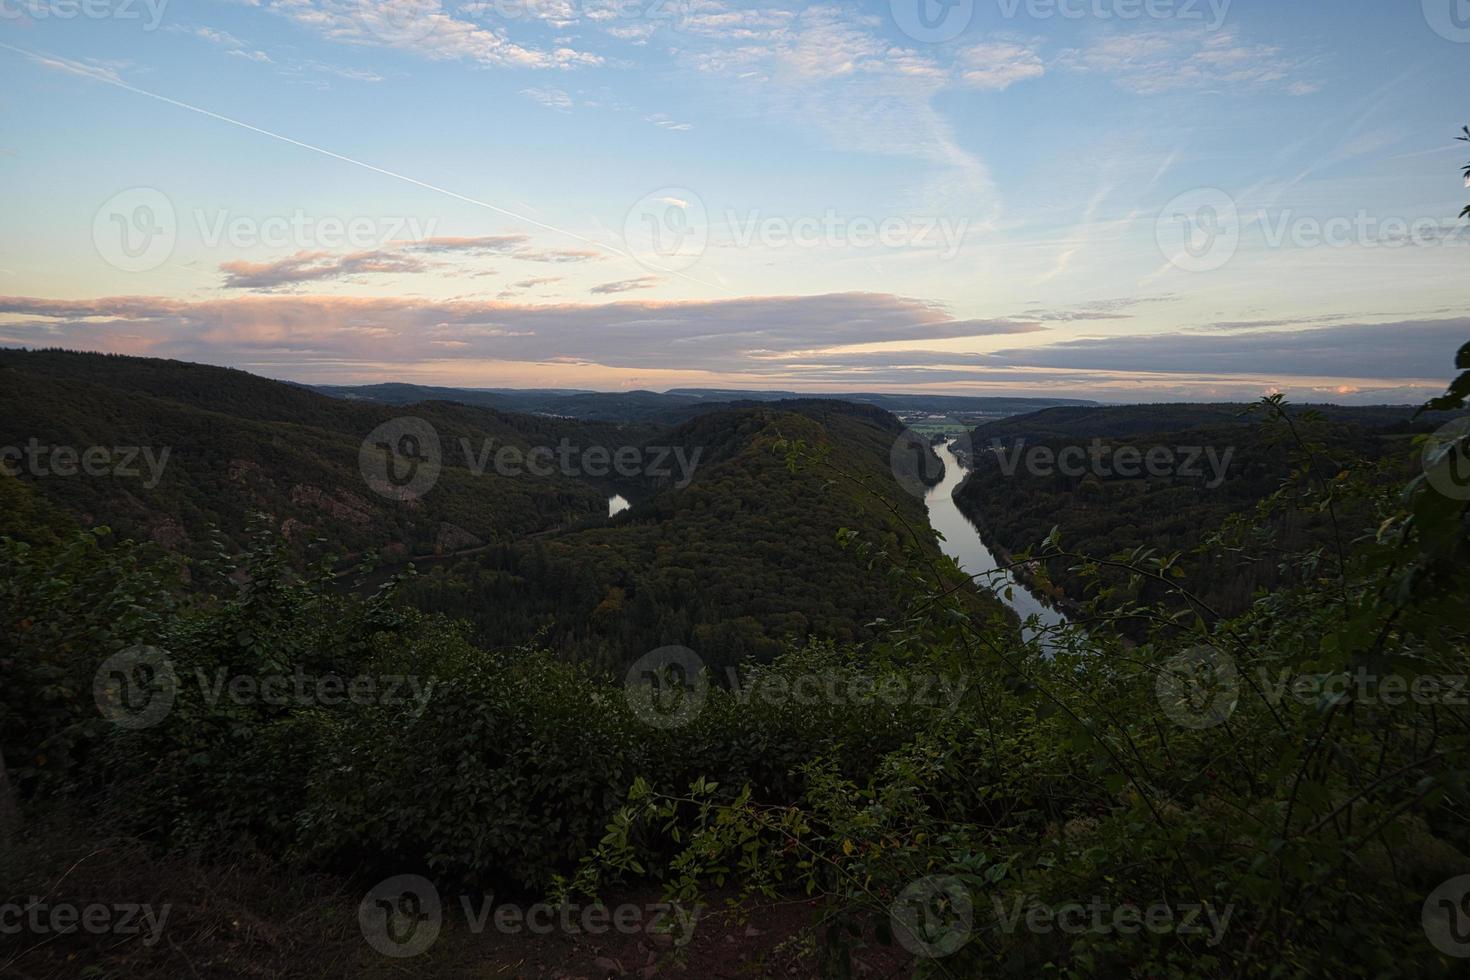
[923,439,1067,645]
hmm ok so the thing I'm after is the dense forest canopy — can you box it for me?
[1,341,1467,977]
[952,401,1468,622]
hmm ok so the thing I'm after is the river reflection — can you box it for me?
[923,439,1067,647]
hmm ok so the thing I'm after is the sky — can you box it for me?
[1,0,1468,402]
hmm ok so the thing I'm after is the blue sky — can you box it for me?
[1,0,1467,400]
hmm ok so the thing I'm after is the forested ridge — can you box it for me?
[0,348,988,671]
[405,398,999,669]
[953,402,1467,622]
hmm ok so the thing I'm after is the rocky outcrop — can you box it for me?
[289,484,374,528]
[435,522,484,555]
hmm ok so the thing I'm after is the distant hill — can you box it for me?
[0,348,994,668]
[666,389,1099,415]
[312,381,1098,424]
[966,402,1462,444]
[311,382,711,423]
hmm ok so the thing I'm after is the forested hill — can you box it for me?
[0,349,637,557]
[953,400,1466,623]
[964,401,1459,444]
[402,396,1007,670]
[0,348,988,668]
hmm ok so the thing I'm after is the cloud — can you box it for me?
[219,249,427,289]
[991,319,1468,380]
[590,276,660,294]
[25,52,127,85]
[0,291,1045,375]
[411,235,531,254]
[521,87,574,111]
[244,0,602,70]
[229,48,275,63]
[6,295,1455,394]
[173,22,390,81]
[179,25,249,48]
[175,23,274,62]
[677,6,997,212]
[1191,314,1352,332]
[514,248,605,263]
[1059,28,1316,95]
[1013,296,1179,322]
[646,113,694,131]
[211,235,607,290]
[957,40,1045,91]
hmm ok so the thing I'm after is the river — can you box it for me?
[923,439,1067,646]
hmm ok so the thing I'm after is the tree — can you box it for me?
[0,748,17,847]
[1461,125,1470,220]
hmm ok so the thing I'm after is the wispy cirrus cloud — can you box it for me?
[590,275,660,294]
[242,0,603,70]
[514,247,605,263]
[219,249,427,289]
[213,235,604,289]
[1058,28,1318,95]
[520,86,574,111]
[957,39,1046,91]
